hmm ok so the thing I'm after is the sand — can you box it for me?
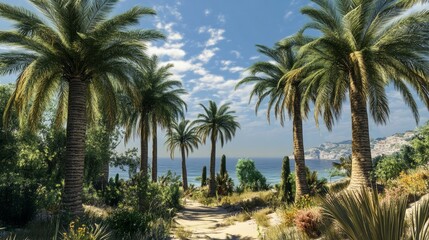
[171,199,280,240]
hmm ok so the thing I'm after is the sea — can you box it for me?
[109,157,342,186]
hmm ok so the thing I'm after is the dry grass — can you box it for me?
[174,226,192,240]
[252,208,272,227]
[83,204,110,220]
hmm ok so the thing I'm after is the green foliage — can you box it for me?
[220,154,227,177]
[108,208,153,237]
[201,166,207,187]
[236,158,268,191]
[305,168,328,196]
[62,220,111,240]
[107,172,180,239]
[331,155,352,178]
[0,173,38,226]
[375,156,407,182]
[102,174,125,207]
[111,148,140,179]
[216,172,234,196]
[216,155,234,195]
[322,188,408,240]
[280,156,293,203]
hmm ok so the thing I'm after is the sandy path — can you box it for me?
[172,199,260,240]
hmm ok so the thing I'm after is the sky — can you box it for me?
[0,0,429,159]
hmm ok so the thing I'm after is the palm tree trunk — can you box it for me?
[181,146,188,191]
[209,133,216,197]
[140,113,149,177]
[63,77,87,217]
[151,116,157,182]
[348,77,374,189]
[293,91,309,199]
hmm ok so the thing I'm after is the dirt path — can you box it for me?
[172,199,261,240]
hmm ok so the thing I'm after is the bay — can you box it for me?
[110,157,342,186]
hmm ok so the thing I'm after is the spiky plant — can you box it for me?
[0,0,163,216]
[322,188,408,240]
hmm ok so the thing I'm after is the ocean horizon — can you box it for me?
[110,157,342,186]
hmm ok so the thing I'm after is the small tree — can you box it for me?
[280,156,293,203]
[236,158,268,191]
[201,166,207,187]
[220,155,227,178]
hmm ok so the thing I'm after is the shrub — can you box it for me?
[216,155,234,195]
[294,208,322,238]
[252,208,272,227]
[0,173,38,226]
[107,208,152,237]
[280,156,293,203]
[102,174,124,207]
[62,220,111,240]
[397,170,428,196]
[375,156,407,182]
[82,183,102,206]
[201,166,207,187]
[236,158,268,191]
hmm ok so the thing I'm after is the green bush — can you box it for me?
[201,166,207,187]
[0,174,38,226]
[279,156,293,203]
[108,208,152,237]
[375,156,407,182]
[236,158,268,191]
[216,155,234,195]
[102,174,124,207]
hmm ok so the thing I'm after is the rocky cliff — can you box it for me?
[303,131,415,160]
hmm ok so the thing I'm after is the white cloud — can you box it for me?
[197,48,219,63]
[229,66,245,73]
[230,50,241,58]
[199,27,225,47]
[147,43,186,60]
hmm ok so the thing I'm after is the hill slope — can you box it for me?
[304,131,415,160]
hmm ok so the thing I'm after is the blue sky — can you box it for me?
[0,0,428,159]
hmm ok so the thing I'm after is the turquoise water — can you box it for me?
[110,157,342,186]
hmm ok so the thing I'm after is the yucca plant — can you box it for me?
[409,197,429,240]
[322,188,408,240]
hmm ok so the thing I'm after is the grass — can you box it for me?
[252,208,272,228]
[174,226,192,240]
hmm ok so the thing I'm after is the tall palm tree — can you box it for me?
[236,44,310,199]
[123,55,186,180]
[165,119,200,190]
[0,0,163,216]
[194,101,240,196]
[295,0,429,189]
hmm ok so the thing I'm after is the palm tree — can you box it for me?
[236,45,310,198]
[194,101,240,196]
[165,119,200,190]
[123,55,186,180]
[295,0,429,189]
[0,0,163,216]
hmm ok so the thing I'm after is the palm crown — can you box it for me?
[166,119,200,159]
[1,0,164,129]
[194,101,240,146]
[296,0,429,129]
